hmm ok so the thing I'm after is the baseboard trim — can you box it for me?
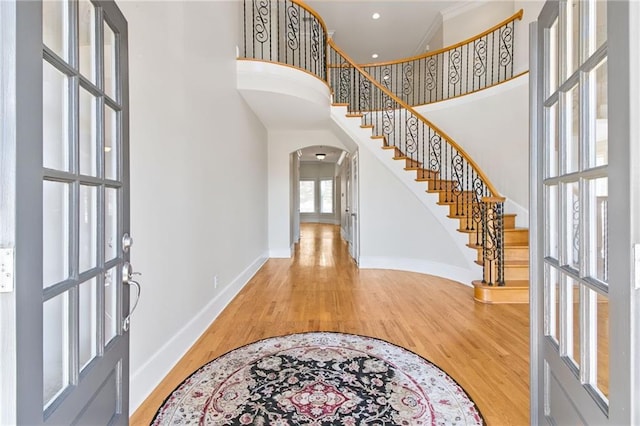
[269,248,293,258]
[129,252,269,412]
[358,256,479,287]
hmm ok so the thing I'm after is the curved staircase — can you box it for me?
[240,0,530,304]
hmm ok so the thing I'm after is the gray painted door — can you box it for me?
[1,0,131,424]
[531,1,640,424]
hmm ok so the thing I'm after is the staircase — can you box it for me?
[328,42,529,304]
[240,0,530,304]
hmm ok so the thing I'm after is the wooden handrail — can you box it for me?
[328,39,503,199]
[358,9,524,68]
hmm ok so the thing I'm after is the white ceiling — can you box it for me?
[298,145,346,163]
[307,0,461,64]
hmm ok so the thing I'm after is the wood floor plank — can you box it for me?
[131,223,530,425]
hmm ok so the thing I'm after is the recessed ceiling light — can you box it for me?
[371,53,379,59]
[372,12,380,20]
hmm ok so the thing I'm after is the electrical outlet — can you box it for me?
[214,275,218,289]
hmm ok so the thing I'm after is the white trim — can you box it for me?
[440,0,491,22]
[269,247,293,258]
[358,256,478,286]
[129,252,269,411]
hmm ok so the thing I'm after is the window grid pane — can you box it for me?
[78,0,97,83]
[299,181,315,213]
[320,179,333,214]
[43,291,70,407]
[43,60,70,172]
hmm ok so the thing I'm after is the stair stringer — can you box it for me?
[329,104,481,286]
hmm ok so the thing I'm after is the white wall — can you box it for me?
[331,107,480,284]
[268,130,350,257]
[118,1,269,412]
[442,2,515,47]
[438,0,545,75]
[416,74,530,224]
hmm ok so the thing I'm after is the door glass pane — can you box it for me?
[78,0,96,83]
[565,84,580,174]
[590,59,608,168]
[104,22,118,100]
[564,181,580,270]
[545,264,560,343]
[79,185,98,272]
[567,0,580,77]
[79,278,98,370]
[105,106,118,180]
[43,61,69,172]
[545,102,559,178]
[566,276,580,368]
[587,177,608,282]
[43,292,70,407]
[104,267,118,344]
[299,180,315,213]
[43,181,70,288]
[545,184,559,258]
[595,291,609,400]
[547,18,558,97]
[42,0,69,60]
[79,87,98,176]
[105,187,118,262]
[593,0,607,53]
[320,179,333,213]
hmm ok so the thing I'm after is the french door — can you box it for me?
[0,0,131,424]
[531,0,640,424]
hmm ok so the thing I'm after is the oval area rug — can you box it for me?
[152,332,484,425]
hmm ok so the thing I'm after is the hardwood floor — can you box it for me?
[131,223,530,425]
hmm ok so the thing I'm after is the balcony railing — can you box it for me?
[241,0,328,82]
[357,10,524,106]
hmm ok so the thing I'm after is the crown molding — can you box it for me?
[440,0,491,21]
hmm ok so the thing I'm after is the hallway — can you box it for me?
[132,224,530,425]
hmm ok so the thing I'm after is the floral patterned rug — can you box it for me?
[152,332,484,425]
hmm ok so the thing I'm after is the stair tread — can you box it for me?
[474,259,529,267]
[472,279,530,288]
[458,226,527,234]
[467,242,529,249]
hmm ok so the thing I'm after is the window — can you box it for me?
[320,179,333,213]
[299,178,334,214]
[299,180,315,213]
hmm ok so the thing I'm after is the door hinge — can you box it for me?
[0,248,15,293]
[635,244,640,290]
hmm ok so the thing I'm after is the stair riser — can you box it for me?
[467,230,529,246]
[452,215,517,230]
[438,191,476,204]
[504,266,529,281]
[475,247,529,263]
[415,170,439,181]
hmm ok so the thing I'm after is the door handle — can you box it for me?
[122,262,141,332]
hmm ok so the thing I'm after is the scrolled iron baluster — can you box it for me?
[473,38,488,78]
[359,78,370,112]
[311,20,320,62]
[405,115,419,154]
[429,133,441,174]
[381,66,392,89]
[339,61,351,105]
[402,64,414,97]
[451,152,464,215]
[382,94,395,137]
[286,2,300,51]
[254,0,270,45]
[448,48,462,86]
[499,24,514,68]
